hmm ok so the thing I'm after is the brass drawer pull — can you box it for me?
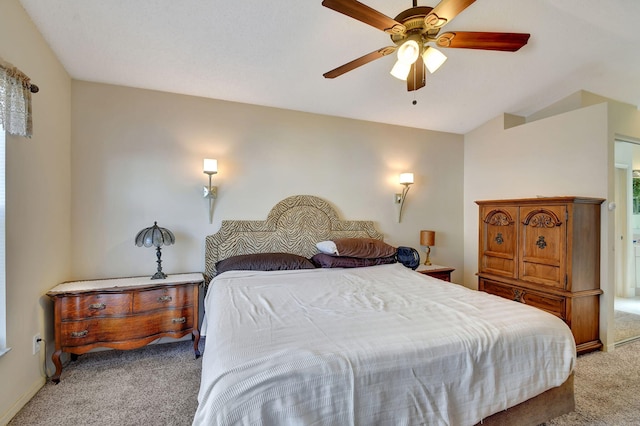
[89,303,106,310]
[70,330,88,338]
[158,295,173,303]
[172,317,186,324]
[513,289,525,303]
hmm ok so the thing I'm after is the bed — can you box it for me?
[194,195,576,425]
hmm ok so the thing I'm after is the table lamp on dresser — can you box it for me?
[135,221,175,279]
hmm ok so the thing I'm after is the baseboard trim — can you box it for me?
[0,377,45,426]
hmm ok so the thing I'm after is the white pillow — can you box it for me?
[316,240,339,256]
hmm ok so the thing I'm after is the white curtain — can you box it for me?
[0,59,33,138]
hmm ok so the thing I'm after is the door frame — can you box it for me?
[614,163,634,297]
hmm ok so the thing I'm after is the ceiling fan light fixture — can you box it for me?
[390,60,412,80]
[396,39,420,65]
[422,46,447,73]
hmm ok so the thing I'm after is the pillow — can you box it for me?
[316,240,338,255]
[311,253,396,269]
[316,238,396,259]
[216,253,316,275]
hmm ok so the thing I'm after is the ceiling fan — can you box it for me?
[322,0,530,91]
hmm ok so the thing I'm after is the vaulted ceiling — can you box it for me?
[19,0,640,134]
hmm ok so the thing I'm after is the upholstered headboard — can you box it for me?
[204,195,384,281]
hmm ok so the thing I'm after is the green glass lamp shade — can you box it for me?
[135,222,175,279]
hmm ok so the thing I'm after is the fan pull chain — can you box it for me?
[412,62,418,105]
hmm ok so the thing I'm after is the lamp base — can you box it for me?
[151,246,167,279]
[423,246,432,265]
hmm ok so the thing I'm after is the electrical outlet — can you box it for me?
[32,333,41,355]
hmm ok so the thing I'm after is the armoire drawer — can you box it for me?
[480,279,565,318]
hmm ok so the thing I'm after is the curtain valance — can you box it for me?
[0,59,35,137]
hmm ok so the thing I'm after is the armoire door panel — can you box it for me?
[519,205,566,288]
[480,206,518,278]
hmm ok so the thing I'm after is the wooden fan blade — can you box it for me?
[425,0,476,30]
[436,31,530,51]
[407,56,426,92]
[323,46,396,79]
[322,0,406,35]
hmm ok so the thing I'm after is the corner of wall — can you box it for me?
[0,376,45,425]
[503,113,526,130]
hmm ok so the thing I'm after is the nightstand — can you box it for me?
[47,273,203,383]
[416,264,455,282]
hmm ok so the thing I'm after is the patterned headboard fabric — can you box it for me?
[204,195,384,281]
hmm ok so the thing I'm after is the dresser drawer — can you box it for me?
[480,279,565,318]
[133,285,193,313]
[60,306,195,347]
[59,293,132,320]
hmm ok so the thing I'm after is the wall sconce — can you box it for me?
[420,230,435,265]
[395,172,414,223]
[135,222,175,279]
[203,159,218,224]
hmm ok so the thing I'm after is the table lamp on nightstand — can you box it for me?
[420,230,435,266]
[135,221,175,279]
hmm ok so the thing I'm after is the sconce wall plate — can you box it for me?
[203,159,218,224]
[396,172,414,223]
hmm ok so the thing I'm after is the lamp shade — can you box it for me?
[422,46,447,73]
[390,60,412,80]
[397,39,420,64]
[420,230,435,246]
[135,222,175,248]
[399,172,414,185]
[203,158,218,174]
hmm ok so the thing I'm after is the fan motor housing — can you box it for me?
[391,6,434,45]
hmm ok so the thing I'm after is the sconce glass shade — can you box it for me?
[135,222,175,248]
[420,230,436,247]
[422,46,447,73]
[203,158,218,174]
[135,222,175,279]
[399,172,414,185]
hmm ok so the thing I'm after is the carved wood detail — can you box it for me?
[522,209,562,228]
[483,209,514,226]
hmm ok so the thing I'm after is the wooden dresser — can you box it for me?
[476,197,604,355]
[47,273,203,383]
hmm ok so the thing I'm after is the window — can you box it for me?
[0,129,7,357]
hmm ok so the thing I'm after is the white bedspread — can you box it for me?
[193,263,575,426]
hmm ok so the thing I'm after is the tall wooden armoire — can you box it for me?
[476,196,604,354]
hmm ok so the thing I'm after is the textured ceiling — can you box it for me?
[19,0,640,134]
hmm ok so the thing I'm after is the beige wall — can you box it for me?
[464,104,609,287]
[0,1,71,423]
[70,81,465,283]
